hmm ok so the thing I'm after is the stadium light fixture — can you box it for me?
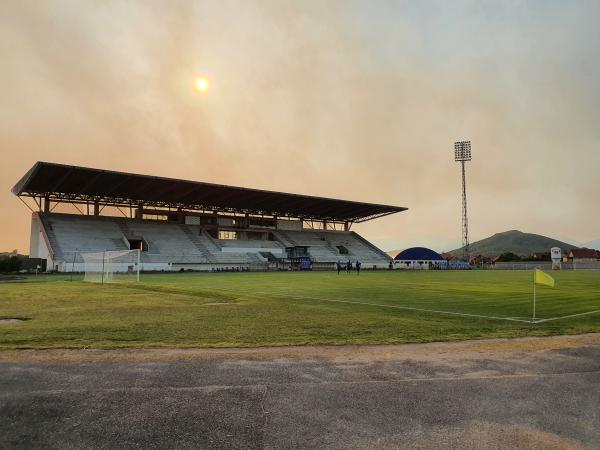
[454,141,471,162]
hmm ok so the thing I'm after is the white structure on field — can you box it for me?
[551,247,562,270]
[81,249,140,283]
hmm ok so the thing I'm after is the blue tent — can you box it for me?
[394,247,444,261]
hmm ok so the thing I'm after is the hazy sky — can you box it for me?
[1,0,599,253]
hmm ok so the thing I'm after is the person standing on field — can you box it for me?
[346,260,352,273]
[336,261,342,275]
[356,260,361,275]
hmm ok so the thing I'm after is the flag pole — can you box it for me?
[532,269,536,322]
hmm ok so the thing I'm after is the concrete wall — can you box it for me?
[395,260,445,270]
[277,219,302,231]
[29,216,54,271]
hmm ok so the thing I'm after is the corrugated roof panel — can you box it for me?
[13,162,407,222]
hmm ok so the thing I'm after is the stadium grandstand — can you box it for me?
[12,162,407,272]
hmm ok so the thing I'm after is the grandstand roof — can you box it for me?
[394,247,444,261]
[13,162,407,223]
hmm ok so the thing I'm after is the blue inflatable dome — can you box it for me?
[394,247,444,261]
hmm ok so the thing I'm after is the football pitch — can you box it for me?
[0,270,599,350]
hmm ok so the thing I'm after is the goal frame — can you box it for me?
[81,249,141,284]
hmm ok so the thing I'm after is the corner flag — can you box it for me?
[532,269,555,321]
[534,269,555,288]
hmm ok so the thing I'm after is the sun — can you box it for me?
[195,77,209,92]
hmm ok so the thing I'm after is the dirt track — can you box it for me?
[2,332,600,363]
[1,334,599,449]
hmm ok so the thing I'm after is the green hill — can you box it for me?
[449,230,578,258]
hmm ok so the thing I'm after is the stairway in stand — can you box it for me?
[272,230,297,248]
[117,221,132,238]
[179,225,216,262]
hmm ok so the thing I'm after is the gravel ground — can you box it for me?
[1,334,599,449]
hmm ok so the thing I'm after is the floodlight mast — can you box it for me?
[454,141,472,262]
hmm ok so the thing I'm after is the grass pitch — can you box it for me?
[0,270,599,349]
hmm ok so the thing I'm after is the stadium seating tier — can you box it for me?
[37,213,390,270]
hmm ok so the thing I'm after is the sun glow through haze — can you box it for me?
[195,77,209,92]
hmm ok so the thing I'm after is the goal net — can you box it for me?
[81,249,140,283]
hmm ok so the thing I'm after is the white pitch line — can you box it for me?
[135,284,598,325]
[255,292,535,324]
[532,309,600,324]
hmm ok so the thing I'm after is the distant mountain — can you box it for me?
[449,230,579,258]
[584,239,600,251]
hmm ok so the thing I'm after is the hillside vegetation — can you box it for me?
[450,230,578,258]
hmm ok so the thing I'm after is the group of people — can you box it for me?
[336,260,362,275]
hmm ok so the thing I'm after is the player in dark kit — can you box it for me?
[336,261,342,275]
[355,260,361,275]
[346,261,352,273]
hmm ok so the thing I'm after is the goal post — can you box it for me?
[81,249,141,283]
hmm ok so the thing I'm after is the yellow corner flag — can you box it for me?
[535,269,555,288]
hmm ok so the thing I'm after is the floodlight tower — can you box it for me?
[454,141,472,262]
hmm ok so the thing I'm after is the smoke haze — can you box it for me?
[1,0,599,253]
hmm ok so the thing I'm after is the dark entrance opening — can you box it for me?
[128,238,148,251]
